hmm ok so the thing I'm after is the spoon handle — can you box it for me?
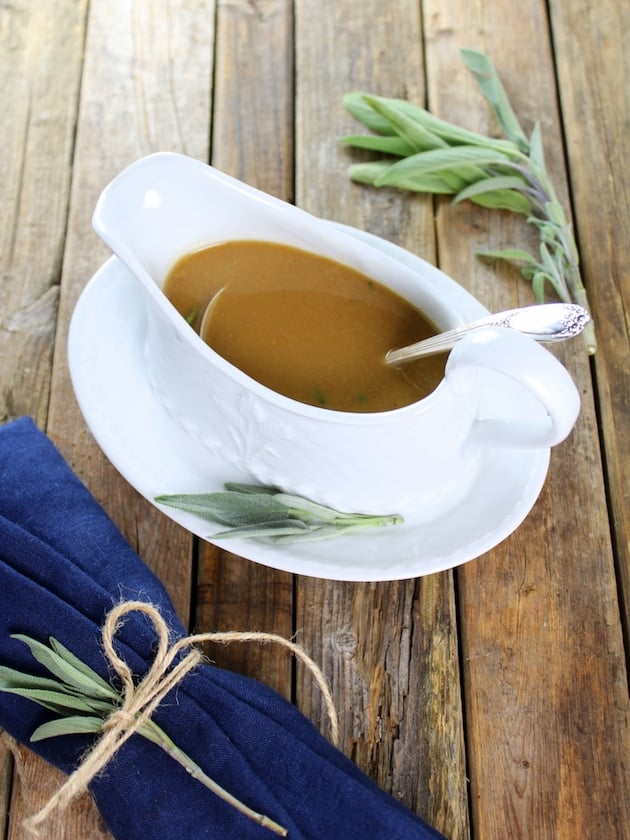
[386,303,590,365]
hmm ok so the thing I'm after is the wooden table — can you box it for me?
[1,1,629,837]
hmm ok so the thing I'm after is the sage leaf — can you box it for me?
[272,493,347,522]
[0,665,74,694]
[347,160,408,186]
[466,188,532,214]
[528,121,546,171]
[375,145,512,178]
[340,133,417,157]
[155,492,288,526]
[532,271,548,302]
[454,175,531,205]
[0,686,101,715]
[223,482,277,495]
[360,95,449,152]
[272,513,402,543]
[49,637,118,698]
[211,520,310,540]
[371,146,512,195]
[271,525,348,543]
[343,91,399,135]
[544,200,568,227]
[11,634,114,698]
[476,247,538,264]
[351,162,455,193]
[460,49,529,150]
[400,107,519,155]
[31,715,104,742]
[157,484,403,544]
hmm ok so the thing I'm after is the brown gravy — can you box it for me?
[163,240,445,412]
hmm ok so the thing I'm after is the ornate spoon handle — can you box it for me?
[386,303,591,365]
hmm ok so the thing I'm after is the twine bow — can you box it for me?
[23,600,339,838]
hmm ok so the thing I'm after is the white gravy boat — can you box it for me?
[92,153,580,519]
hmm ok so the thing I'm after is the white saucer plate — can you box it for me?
[68,227,550,581]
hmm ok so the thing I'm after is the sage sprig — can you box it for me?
[341,49,595,353]
[155,482,403,543]
[0,633,288,836]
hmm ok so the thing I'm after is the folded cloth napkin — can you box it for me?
[0,417,445,840]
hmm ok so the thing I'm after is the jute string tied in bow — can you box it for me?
[23,600,339,838]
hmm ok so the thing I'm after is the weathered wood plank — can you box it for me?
[195,0,295,700]
[0,0,87,429]
[549,0,630,640]
[212,0,294,193]
[423,0,630,836]
[0,1,89,834]
[7,1,216,837]
[294,3,469,838]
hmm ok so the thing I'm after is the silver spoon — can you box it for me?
[385,302,591,365]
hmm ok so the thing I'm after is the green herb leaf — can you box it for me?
[271,525,348,543]
[340,133,417,157]
[0,686,103,715]
[223,482,278,495]
[157,485,403,544]
[460,49,529,151]
[375,145,513,180]
[528,121,546,171]
[31,715,104,742]
[343,91,399,135]
[360,95,449,152]
[211,520,311,540]
[532,270,548,302]
[394,105,519,154]
[272,493,347,522]
[11,634,115,698]
[351,162,455,194]
[453,175,531,206]
[466,188,532,214]
[0,664,75,694]
[48,637,118,698]
[476,247,538,264]
[155,492,289,526]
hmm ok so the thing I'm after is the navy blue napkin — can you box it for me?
[0,417,445,839]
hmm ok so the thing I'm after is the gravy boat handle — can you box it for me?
[447,327,580,449]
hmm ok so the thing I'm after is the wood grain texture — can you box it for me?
[294,2,469,838]
[5,1,216,837]
[1,2,628,839]
[549,0,630,639]
[0,0,86,427]
[0,1,89,834]
[423,0,630,837]
[195,0,295,700]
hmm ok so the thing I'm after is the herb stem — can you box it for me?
[140,719,288,836]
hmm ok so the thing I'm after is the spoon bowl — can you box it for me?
[386,303,590,365]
